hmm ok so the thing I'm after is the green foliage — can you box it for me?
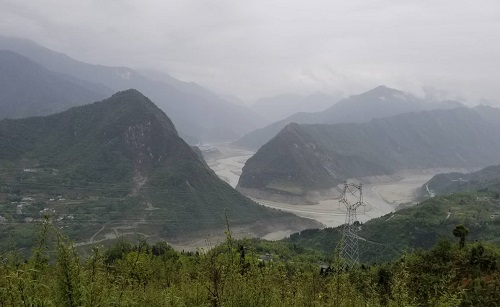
[0,89,293,252]
[279,191,500,264]
[453,224,470,248]
[423,165,500,198]
[240,108,500,193]
[2,224,500,306]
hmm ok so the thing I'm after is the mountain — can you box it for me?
[422,165,500,197]
[0,36,266,143]
[235,86,464,149]
[0,50,111,118]
[250,92,341,123]
[237,107,500,198]
[0,90,318,250]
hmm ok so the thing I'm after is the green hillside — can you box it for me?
[238,123,389,195]
[238,107,500,196]
[232,189,500,266]
[0,90,315,252]
[422,165,500,197]
[1,215,499,306]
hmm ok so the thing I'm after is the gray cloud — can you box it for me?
[1,0,499,104]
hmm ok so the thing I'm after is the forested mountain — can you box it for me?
[238,107,500,196]
[0,90,317,251]
[0,36,266,143]
[235,86,464,149]
[422,164,500,197]
[0,50,110,118]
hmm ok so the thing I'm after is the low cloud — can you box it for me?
[1,0,499,104]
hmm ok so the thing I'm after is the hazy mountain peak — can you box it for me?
[236,85,479,150]
[283,122,301,131]
[0,49,110,119]
[251,92,341,123]
[0,36,266,142]
[109,88,145,100]
[238,107,500,200]
[357,85,405,99]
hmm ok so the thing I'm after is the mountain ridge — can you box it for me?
[235,86,465,150]
[0,89,319,250]
[0,49,111,119]
[237,107,500,199]
[422,164,500,197]
[0,35,267,143]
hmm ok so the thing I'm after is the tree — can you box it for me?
[452,224,469,248]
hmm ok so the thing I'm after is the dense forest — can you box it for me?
[1,219,499,307]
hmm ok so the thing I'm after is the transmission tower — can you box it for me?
[338,182,364,268]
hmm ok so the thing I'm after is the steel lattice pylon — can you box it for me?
[338,182,363,268]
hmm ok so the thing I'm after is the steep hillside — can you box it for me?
[235,86,464,149]
[0,50,110,118]
[238,123,389,195]
[0,36,266,142]
[0,90,318,251]
[285,190,500,263]
[422,165,500,197]
[238,107,500,197]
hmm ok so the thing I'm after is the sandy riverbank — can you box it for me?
[205,144,254,188]
[205,144,473,230]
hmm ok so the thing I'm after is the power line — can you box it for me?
[337,182,364,269]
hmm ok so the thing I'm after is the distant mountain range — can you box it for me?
[0,50,111,118]
[235,86,464,149]
[250,92,342,123]
[0,36,267,143]
[0,90,318,249]
[237,106,500,198]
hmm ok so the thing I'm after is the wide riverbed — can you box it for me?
[206,144,463,229]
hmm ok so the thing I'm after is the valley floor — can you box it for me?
[206,144,474,230]
[74,144,475,252]
[251,174,433,228]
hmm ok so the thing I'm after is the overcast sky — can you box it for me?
[1,0,499,104]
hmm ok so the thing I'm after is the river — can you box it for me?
[206,144,456,228]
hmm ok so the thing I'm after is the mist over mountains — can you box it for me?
[0,50,110,118]
[0,36,267,143]
[238,106,500,198]
[2,4,500,304]
[250,92,342,122]
[235,86,465,150]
